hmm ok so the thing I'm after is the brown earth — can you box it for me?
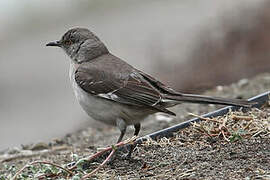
[0,73,269,179]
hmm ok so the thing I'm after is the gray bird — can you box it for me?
[46,27,253,157]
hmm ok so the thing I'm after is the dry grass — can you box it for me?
[188,103,270,143]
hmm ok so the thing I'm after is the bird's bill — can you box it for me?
[46,41,61,47]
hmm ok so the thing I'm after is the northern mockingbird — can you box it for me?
[46,27,253,156]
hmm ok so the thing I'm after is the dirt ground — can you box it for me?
[1,73,270,179]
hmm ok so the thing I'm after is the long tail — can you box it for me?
[164,93,255,108]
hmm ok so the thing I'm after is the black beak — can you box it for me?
[46,41,61,47]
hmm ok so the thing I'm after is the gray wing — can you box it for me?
[75,62,175,115]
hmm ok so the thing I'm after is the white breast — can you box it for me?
[69,62,151,126]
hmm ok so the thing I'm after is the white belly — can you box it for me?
[69,63,152,126]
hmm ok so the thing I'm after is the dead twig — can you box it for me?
[189,113,221,123]
[81,148,116,179]
[243,120,254,130]
[80,136,137,179]
[191,122,212,137]
[68,136,137,171]
[218,117,230,141]
[232,115,253,121]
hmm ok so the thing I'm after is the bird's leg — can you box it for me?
[116,118,127,143]
[134,123,141,136]
[126,123,141,158]
[99,119,126,162]
[117,129,126,143]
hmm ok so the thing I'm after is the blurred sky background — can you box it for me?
[1,0,269,150]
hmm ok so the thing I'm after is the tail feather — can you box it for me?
[164,93,255,108]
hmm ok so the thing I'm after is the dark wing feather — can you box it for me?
[75,61,175,115]
[138,70,181,95]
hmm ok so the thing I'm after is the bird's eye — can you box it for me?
[65,40,72,46]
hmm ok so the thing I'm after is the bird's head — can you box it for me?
[46,27,108,63]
